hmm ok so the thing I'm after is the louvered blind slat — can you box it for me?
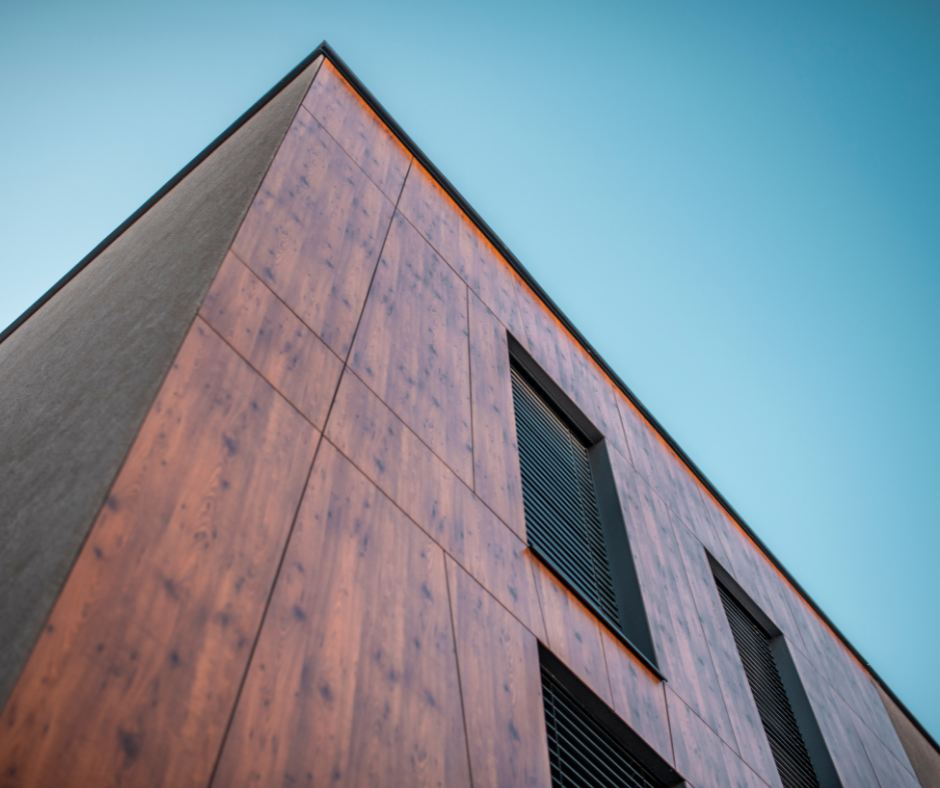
[542,665,667,788]
[717,583,820,788]
[511,366,622,628]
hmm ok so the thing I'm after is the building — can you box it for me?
[0,42,937,787]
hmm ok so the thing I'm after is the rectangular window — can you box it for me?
[540,646,680,788]
[510,341,657,672]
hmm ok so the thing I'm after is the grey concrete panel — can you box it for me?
[0,56,323,709]
[876,684,940,788]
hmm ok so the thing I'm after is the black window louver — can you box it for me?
[717,582,820,788]
[511,365,621,628]
[541,663,668,788]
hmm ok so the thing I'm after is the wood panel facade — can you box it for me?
[1,48,934,788]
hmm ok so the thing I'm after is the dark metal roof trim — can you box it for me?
[3,41,934,754]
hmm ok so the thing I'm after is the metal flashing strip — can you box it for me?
[3,41,935,755]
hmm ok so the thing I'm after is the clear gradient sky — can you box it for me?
[2,0,938,738]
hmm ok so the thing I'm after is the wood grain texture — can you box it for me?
[200,251,343,428]
[302,59,412,203]
[789,645,882,788]
[616,395,730,567]
[671,519,783,788]
[666,688,771,788]
[608,447,738,752]
[211,441,471,788]
[783,580,913,772]
[531,560,612,706]
[232,108,395,358]
[600,631,673,765]
[0,319,318,788]
[849,706,921,788]
[447,558,552,788]
[512,278,631,461]
[469,291,526,538]
[398,162,527,341]
[350,212,474,485]
[325,368,546,641]
[695,489,806,655]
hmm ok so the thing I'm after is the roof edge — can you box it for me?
[4,41,936,756]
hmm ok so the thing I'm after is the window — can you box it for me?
[540,646,679,788]
[510,340,657,671]
[714,569,839,788]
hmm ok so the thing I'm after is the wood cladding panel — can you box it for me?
[302,59,412,203]
[469,292,526,538]
[397,163,527,341]
[531,561,612,706]
[695,489,806,656]
[783,581,913,772]
[608,448,738,752]
[671,519,783,788]
[850,706,921,788]
[200,251,343,428]
[325,368,545,641]
[447,558,552,788]
[600,632,673,765]
[211,441,471,788]
[513,280,631,462]
[232,108,395,358]
[789,646,882,788]
[666,689,770,788]
[616,395,730,567]
[0,319,318,788]
[350,212,474,485]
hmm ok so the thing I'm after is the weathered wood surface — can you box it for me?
[513,279,630,461]
[211,441,472,788]
[302,59,412,203]
[200,250,343,428]
[600,631,673,765]
[231,108,396,358]
[666,688,770,788]
[608,448,738,751]
[350,212,474,485]
[671,518,782,788]
[531,561,613,706]
[0,319,318,787]
[468,292,526,538]
[325,369,545,641]
[447,558,552,788]
[398,162,528,341]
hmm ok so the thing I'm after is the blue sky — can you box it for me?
[2,0,938,738]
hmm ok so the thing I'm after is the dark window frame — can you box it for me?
[509,335,660,678]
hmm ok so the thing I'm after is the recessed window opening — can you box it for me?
[509,337,657,673]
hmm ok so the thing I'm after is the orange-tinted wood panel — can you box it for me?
[232,108,395,358]
[789,646,882,788]
[200,250,343,428]
[616,394,730,567]
[211,441,471,788]
[469,291,526,538]
[783,580,913,771]
[671,519,782,788]
[447,558,552,788]
[302,59,412,203]
[325,369,545,641]
[531,561,612,706]
[850,706,921,788]
[513,279,631,462]
[666,688,769,788]
[600,632,673,766]
[0,319,318,788]
[398,162,527,341]
[350,212,474,485]
[608,448,738,751]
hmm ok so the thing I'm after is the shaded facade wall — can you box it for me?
[0,56,931,788]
